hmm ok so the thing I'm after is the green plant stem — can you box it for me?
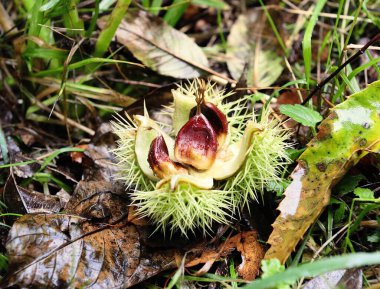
[150,0,163,15]
[86,0,100,37]
[26,0,44,49]
[93,0,131,58]
[63,0,84,36]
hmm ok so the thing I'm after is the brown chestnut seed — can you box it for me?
[174,114,217,170]
[189,102,228,147]
[148,135,188,179]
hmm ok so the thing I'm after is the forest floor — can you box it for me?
[0,0,379,288]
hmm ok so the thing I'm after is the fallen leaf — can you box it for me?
[2,213,178,289]
[70,144,88,163]
[6,138,40,179]
[235,231,265,280]
[3,172,66,215]
[65,180,128,223]
[98,11,209,79]
[127,205,149,226]
[303,269,362,289]
[226,9,284,87]
[80,143,119,182]
[186,231,264,280]
[276,90,309,105]
[16,128,38,146]
[265,80,380,264]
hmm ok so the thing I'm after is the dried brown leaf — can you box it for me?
[186,231,264,280]
[2,214,178,289]
[70,144,89,163]
[3,172,66,215]
[235,231,265,280]
[65,180,128,223]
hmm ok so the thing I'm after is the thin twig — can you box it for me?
[301,32,380,105]
[36,97,95,136]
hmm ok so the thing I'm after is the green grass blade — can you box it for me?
[326,0,344,68]
[26,95,58,116]
[150,0,163,14]
[94,0,131,57]
[23,47,69,60]
[33,57,143,77]
[258,0,287,54]
[38,147,85,171]
[348,56,380,80]
[192,0,227,9]
[302,0,327,89]
[142,0,150,8]
[0,147,84,169]
[26,0,44,49]
[63,0,84,36]
[0,160,36,169]
[363,0,380,29]
[85,0,100,37]
[40,0,60,11]
[163,0,189,26]
[99,0,116,11]
[343,0,363,50]
[340,71,358,94]
[365,51,380,77]
[243,252,380,289]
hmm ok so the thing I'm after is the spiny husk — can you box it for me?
[225,110,292,205]
[111,80,292,236]
[131,182,235,236]
[111,113,155,191]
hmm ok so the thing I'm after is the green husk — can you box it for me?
[111,79,292,235]
[111,113,155,191]
[225,112,292,205]
[131,182,235,236]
